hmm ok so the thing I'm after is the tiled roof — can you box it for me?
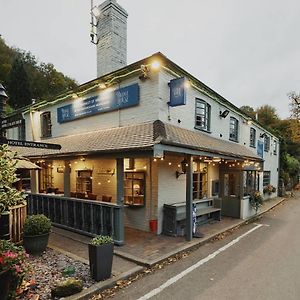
[9,120,261,160]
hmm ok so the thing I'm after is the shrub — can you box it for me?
[90,235,113,246]
[51,278,83,297]
[23,214,51,236]
[0,240,30,299]
[250,191,263,213]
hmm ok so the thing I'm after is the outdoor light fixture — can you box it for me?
[139,65,151,81]
[219,110,229,118]
[151,60,161,70]
[260,133,266,138]
[176,158,188,178]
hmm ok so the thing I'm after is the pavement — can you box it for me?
[47,195,286,300]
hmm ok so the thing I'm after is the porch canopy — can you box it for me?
[9,120,262,162]
[9,120,262,243]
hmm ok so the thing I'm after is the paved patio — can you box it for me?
[49,196,286,268]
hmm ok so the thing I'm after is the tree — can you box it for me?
[256,105,280,129]
[240,105,256,119]
[7,57,32,109]
[288,91,300,120]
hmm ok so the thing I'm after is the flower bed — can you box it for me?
[18,248,95,299]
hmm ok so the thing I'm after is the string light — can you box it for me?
[153,158,157,162]
[168,162,172,166]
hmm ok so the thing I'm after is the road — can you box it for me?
[111,196,300,300]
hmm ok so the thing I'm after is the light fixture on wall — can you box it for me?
[219,110,229,118]
[176,158,188,178]
[260,133,266,138]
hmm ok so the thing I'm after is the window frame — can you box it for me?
[195,98,211,132]
[40,111,52,138]
[264,135,270,152]
[273,140,278,155]
[250,127,256,148]
[263,171,271,186]
[229,117,239,142]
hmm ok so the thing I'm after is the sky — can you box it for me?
[0,0,299,118]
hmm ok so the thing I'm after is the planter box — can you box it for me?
[88,243,114,281]
[0,270,12,300]
[0,204,27,244]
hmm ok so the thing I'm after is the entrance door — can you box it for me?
[221,171,241,218]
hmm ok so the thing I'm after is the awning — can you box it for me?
[8,120,262,161]
[15,158,41,170]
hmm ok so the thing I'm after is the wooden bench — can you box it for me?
[163,198,221,237]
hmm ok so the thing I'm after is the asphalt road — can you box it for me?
[111,196,300,300]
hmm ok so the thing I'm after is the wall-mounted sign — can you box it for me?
[168,77,187,107]
[57,83,140,123]
[257,140,264,158]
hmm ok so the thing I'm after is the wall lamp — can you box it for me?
[260,133,267,138]
[219,110,229,118]
[176,158,188,178]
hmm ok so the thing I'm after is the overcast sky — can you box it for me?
[0,0,299,118]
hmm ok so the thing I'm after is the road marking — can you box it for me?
[137,224,264,300]
[254,222,270,227]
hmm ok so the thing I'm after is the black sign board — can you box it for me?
[1,114,24,130]
[0,137,61,150]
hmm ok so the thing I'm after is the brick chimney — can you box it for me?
[96,0,128,77]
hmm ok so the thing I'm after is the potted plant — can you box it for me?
[0,145,26,241]
[250,190,263,213]
[0,240,29,300]
[263,184,276,195]
[88,235,114,281]
[23,214,51,255]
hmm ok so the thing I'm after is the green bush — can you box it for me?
[23,214,51,236]
[90,235,113,246]
[51,278,83,297]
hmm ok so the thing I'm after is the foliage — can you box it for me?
[288,91,300,120]
[0,240,30,299]
[0,36,77,109]
[256,105,280,129]
[23,214,51,236]
[263,184,276,195]
[7,57,32,109]
[90,235,113,246]
[250,191,263,213]
[0,145,26,214]
[240,105,256,119]
[51,278,83,297]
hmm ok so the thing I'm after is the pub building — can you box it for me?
[6,0,279,244]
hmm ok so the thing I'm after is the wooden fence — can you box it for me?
[26,193,123,243]
[9,204,27,244]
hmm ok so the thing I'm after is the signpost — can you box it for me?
[0,137,61,150]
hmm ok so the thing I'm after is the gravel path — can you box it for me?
[18,248,95,299]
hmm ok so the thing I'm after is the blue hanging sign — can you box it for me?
[57,83,140,123]
[257,140,264,158]
[168,77,187,107]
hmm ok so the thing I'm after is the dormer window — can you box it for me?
[229,117,239,142]
[195,99,211,132]
[41,111,52,138]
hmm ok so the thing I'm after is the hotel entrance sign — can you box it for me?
[0,137,61,150]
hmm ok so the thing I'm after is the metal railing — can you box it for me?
[26,193,123,243]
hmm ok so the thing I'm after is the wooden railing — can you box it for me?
[9,204,27,244]
[26,193,123,244]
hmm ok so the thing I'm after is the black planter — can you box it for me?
[0,212,10,241]
[0,270,12,300]
[23,232,50,255]
[88,243,114,281]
